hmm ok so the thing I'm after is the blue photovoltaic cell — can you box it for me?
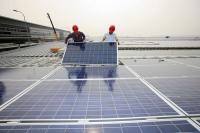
[48,66,135,79]
[0,67,54,80]
[0,79,177,119]
[0,81,34,105]
[0,120,199,133]
[147,78,200,114]
[62,42,117,65]
[130,65,200,77]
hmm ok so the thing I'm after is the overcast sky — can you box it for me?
[1,0,200,37]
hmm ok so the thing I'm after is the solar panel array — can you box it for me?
[0,58,200,132]
[147,78,200,114]
[0,80,178,119]
[0,42,64,57]
[0,67,54,80]
[62,42,117,65]
[0,42,65,67]
[124,58,200,116]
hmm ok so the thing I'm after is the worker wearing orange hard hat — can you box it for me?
[102,25,119,45]
[65,25,85,43]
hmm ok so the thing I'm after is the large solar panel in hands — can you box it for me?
[62,42,117,65]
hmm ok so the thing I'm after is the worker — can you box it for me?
[102,25,120,45]
[65,25,85,43]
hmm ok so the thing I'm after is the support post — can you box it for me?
[47,13,58,40]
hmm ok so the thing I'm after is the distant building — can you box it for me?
[0,16,70,44]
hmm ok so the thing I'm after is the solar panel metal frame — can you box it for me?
[0,118,199,133]
[61,42,118,65]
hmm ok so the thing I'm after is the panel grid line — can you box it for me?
[0,66,61,112]
[125,65,186,116]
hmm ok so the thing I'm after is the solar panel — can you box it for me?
[130,65,200,77]
[173,58,200,67]
[121,59,176,66]
[48,66,135,79]
[0,79,178,119]
[0,57,32,67]
[148,78,200,114]
[1,42,64,57]
[0,81,34,105]
[0,120,199,133]
[62,42,117,65]
[0,67,54,80]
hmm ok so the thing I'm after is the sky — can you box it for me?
[1,0,200,37]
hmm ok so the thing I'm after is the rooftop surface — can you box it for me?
[0,40,200,132]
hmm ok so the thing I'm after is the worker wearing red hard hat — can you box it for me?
[65,25,85,43]
[102,25,119,45]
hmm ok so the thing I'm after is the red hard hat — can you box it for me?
[109,25,115,33]
[72,25,78,32]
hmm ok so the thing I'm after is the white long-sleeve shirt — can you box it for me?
[103,33,118,42]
